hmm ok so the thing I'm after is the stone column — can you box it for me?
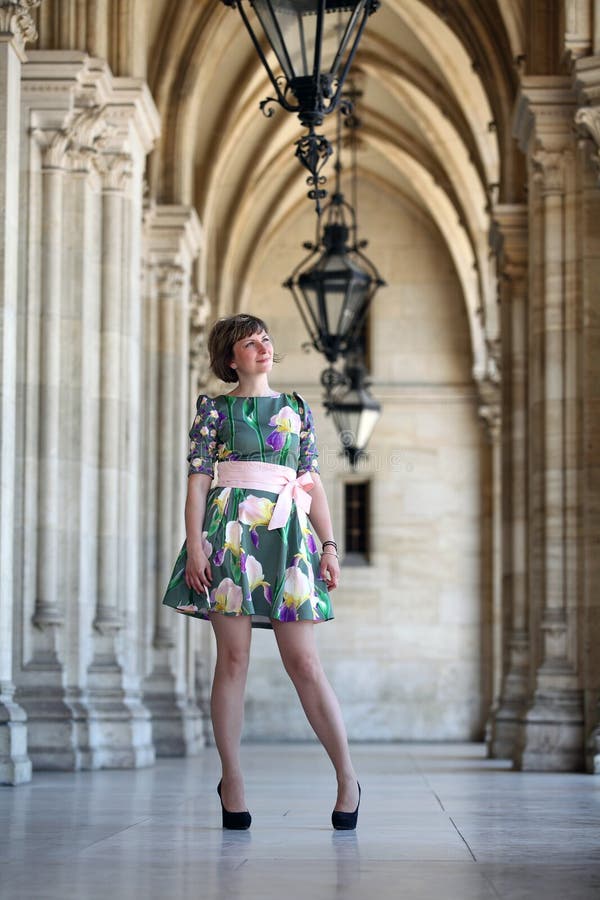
[477,377,502,741]
[142,206,204,756]
[513,78,585,771]
[574,57,600,772]
[487,206,530,760]
[83,78,159,768]
[0,0,39,786]
[15,54,88,771]
[188,287,213,740]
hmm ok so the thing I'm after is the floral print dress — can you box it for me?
[161,392,333,628]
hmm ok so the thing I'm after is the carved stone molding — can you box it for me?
[0,0,40,54]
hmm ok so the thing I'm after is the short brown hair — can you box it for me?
[208,314,275,383]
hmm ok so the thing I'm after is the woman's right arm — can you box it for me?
[184,473,213,593]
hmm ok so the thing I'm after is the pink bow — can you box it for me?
[268,471,314,530]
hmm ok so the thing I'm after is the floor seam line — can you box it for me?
[448,815,477,862]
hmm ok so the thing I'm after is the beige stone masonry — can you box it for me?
[513,78,585,771]
[487,205,529,761]
[141,205,205,757]
[0,0,39,786]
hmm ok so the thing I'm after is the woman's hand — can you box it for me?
[319,551,340,590]
[185,545,212,594]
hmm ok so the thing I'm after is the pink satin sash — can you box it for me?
[215,460,314,530]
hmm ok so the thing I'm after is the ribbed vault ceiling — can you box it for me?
[147,0,523,380]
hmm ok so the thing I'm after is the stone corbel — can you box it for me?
[477,377,501,444]
[0,0,40,56]
[574,106,600,179]
[189,289,211,388]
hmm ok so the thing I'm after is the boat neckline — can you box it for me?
[214,392,284,399]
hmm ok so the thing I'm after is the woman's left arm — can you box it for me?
[307,472,340,590]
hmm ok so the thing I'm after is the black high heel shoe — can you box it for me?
[217,779,252,830]
[331,782,361,831]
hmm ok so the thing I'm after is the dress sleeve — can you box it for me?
[187,395,220,478]
[295,393,320,476]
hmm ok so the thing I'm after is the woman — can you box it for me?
[162,313,360,831]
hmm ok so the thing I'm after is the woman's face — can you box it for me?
[230,329,273,377]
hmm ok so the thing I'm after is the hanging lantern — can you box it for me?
[322,363,381,465]
[284,191,383,363]
[221,0,380,212]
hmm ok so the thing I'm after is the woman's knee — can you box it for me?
[216,644,250,678]
[283,652,322,684]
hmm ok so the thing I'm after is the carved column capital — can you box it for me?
[31,126,71,170]
[532,148,571,193]
[66,104,111,173]
[95,150,133,192]
[155,263,186,298]
[0,0,40,56]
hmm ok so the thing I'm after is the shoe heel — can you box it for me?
[331,782,361,831]
[217,780,252,830]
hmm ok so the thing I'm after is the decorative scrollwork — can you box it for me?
[320,366,348,394]
[259,97,278,119]
[295,128,334,215]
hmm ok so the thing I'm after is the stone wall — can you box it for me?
[235,183,486,742]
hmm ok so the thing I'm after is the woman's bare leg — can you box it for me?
[272,620,359,811]
[209,613,252,812]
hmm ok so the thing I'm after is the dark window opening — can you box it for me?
[344,481,370,565]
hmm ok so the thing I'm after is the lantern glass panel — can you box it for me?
[251,1,366,81]
[355,406,379,448]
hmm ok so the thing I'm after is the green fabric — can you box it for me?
[162,393,333,628]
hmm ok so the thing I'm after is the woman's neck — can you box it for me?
[229,376,276,397]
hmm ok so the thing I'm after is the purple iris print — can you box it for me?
[213,548,225,567]
[266,429,286,451]
[280,604,297,622]
[306,532,317,554]
[250,529,260,549]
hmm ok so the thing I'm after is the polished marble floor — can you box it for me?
[1,743,600,900]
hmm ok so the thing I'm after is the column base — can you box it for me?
[0,691,32,785]
[515,689,585,771]
[488,701,526,761]
[81,699,155,769]
[83,634,155,769]
[586,724,600,774]
[15,687,84,771]
[143,665,205,756]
